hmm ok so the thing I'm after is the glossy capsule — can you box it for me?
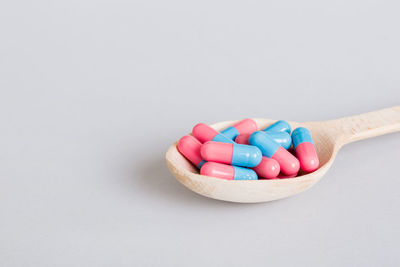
[192,123,234,144]
[292,127,319,173]
[200,162,258,180]
[264,120,291,134]
[220,118,258,140]
[177,135,206,169]
[201,141,262,168]
[252,157,280,179]
[235,131,292,150]
[233,135,280,178]
[249,131,300,176]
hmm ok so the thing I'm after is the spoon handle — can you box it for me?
[325,106,400,145]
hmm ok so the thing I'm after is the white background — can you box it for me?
[1,0,400,266]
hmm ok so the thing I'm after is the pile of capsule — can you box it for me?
[177,119,319,180]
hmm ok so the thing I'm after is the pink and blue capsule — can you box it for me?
[220,118,258,140]
[192,123,234,144]
[200,162,258,180]
[249,131,300,176]
[236,131,291,150]
[292,127,319,173]
[264,120,291,134]
[201,141,262,168]
[177,135,206,169]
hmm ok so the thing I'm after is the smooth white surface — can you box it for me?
[1,0,400,266]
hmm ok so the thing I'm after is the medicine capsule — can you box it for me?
[292,127,319,173]
[201,141,262,168]
[200,162,258,180]
[177,135,206,169]
[192,123,234,144]
[249,131,300,176]
[235,131,292,150]
[220,118,258,140]
[264,120,291,134]
[252,157,280,179]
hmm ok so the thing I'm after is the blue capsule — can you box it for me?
[249,131,280,158]
[263,131,292,150]
[264,120,291,134]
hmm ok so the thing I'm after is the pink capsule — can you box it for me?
[252,157,280,179]
[272,146,300,176]
[177,135,206,169]
[201,162,235,180]
[221,119,258,140]
[295,143,319,172]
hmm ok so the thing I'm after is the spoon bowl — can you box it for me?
[166,107,400,203]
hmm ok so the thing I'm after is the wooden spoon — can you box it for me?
[165,106,400,203]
